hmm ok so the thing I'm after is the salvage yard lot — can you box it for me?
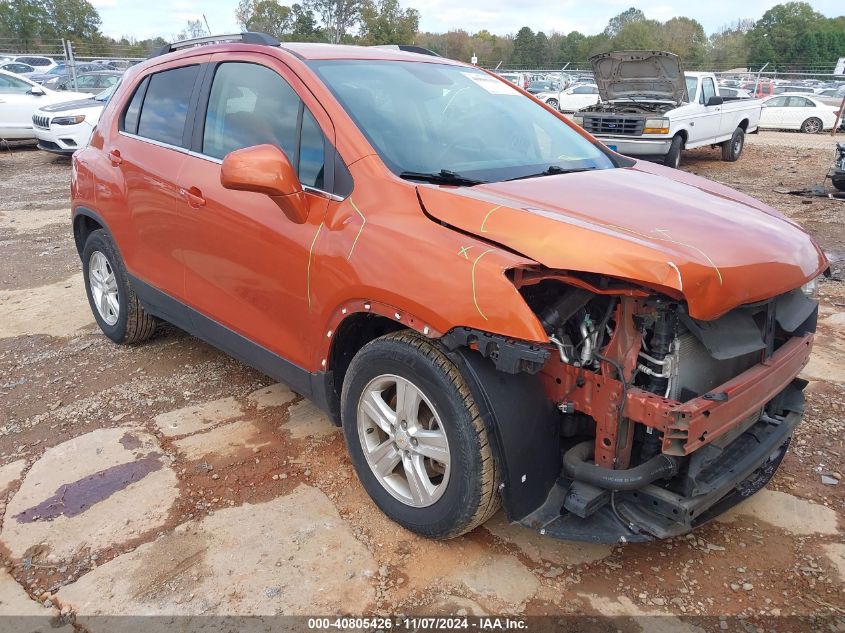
[0,132,843,630]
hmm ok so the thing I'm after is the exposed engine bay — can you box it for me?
[580,100,675,115]
[487,272,820,542]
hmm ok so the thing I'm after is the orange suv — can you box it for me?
[72,33,828,543]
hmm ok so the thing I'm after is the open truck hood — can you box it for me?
[416,162,826,321]
[590,50,688,104]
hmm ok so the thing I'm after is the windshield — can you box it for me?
[310,60,615,182]
[684,76,698,102]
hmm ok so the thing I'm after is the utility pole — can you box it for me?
[833,94,845,136]
[753,62,769,98]
[63,40,78,92]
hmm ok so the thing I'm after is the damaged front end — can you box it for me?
[452,270,820,543]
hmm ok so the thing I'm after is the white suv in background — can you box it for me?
[12,55,57,72]
[32,85,114,154]
[0,69,87,140]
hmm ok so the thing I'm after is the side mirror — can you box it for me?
[220,144,309,224]
[706,96,724,106]
[29,86,45,96]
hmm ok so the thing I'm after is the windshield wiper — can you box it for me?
[399,169,486,186]
[504,165,596,181]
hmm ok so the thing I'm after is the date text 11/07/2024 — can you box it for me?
[306,616,529,630]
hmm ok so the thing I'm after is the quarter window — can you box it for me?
[121,76,148,135]
[298,109,325,189]
[136,65,200,147]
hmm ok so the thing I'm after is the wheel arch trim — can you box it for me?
[72,206,114,256]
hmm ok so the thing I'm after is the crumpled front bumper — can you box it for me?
[519,389,803,543]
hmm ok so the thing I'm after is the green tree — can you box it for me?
[660,17,707,66]
[612,19,661,50]
[708,24,751,69]
[289,3,322,40]
[558,30,585,62]
[746,2,827,66]
[0,0,48,46]
[511,26,536,67]
[534,30,550,66]
[358,0,419,45]
[309,0,362,44]
[236,0,292,38]
[44,0,101,39]
[603,7,645,37]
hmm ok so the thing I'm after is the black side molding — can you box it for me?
[128,274,336,418]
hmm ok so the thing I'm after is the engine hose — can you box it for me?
[563,440,681,491]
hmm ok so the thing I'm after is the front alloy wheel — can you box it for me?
[341,331,500,538]
[357,374,451,508]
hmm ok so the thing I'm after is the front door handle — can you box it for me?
[108,149,122,166]
[181,186,206,208]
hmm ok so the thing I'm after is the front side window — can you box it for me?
[77,74,100,89]
[764,96,788,108]
[684,76,698,102]
[0,74,32,94]
[701,78,716,104]
[136,65,200,147]
[98,75,119,89]
[311,60,615,183]
[202,62,326,189]
[202,62,299,161]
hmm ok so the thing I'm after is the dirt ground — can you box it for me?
[0,131,843,632]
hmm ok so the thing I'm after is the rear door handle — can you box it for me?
[108,149,122,166]
[181,186,206,208]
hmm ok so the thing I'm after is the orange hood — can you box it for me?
[416,161,827,321]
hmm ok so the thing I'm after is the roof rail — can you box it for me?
[373,45,440,57]
[147,32,280,59]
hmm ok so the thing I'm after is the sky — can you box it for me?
[91,0,844,42]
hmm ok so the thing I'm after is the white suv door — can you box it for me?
[0,72,45,138]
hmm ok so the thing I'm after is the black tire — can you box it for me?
[664,135,683,168]
[546,98,558,109]
[833,175,845,192]
[800,117,823,134]
[82,229,156,345]
[341,330,500,539]
[721,127,745,162]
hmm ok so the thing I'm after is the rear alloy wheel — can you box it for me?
[546,98,558,109]
[82,229,157,345]
[800,117,823,134]
[721,127,745,162]
[341,331,500,538]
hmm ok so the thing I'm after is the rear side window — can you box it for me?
[136,65,200,147]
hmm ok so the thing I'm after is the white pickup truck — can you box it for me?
[572,51,762,168]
